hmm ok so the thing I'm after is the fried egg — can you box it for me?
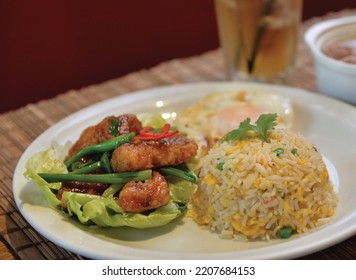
[176,90,294,156]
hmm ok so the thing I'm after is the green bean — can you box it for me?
[65,132,135,169]
[158,164,197,183]
[100,152,112,173]
[102,184,124,197]
[70,161,101,174]
[69,152,112,174]
[39,169,152,184]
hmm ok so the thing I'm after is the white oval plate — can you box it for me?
[13,82,356,259]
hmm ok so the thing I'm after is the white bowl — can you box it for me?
[305,16,356,104]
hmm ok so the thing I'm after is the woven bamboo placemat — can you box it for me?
[1,9,355,260]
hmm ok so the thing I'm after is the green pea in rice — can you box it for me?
[188,129,338,240]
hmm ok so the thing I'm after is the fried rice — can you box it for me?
[188,128,338,240]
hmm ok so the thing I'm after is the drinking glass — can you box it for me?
[214,0,303,81]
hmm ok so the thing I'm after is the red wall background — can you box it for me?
[1,1,356,113]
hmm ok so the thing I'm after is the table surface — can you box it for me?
[1,9,356,260]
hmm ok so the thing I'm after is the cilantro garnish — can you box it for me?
[108,119,121,137]
[221,113,278,143]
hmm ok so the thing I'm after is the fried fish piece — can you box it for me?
[110,134,198,172]
[67,114,142,158]
[119,171,170,213]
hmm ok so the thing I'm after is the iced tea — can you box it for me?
[215,0,303,80]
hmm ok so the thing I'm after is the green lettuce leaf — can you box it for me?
[169,178,197,203]
[136,113,166,128]
[23,145,196,228]
[23,146,67,207]
[62,192,184,228]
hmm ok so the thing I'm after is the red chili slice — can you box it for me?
[133,124,178,141]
